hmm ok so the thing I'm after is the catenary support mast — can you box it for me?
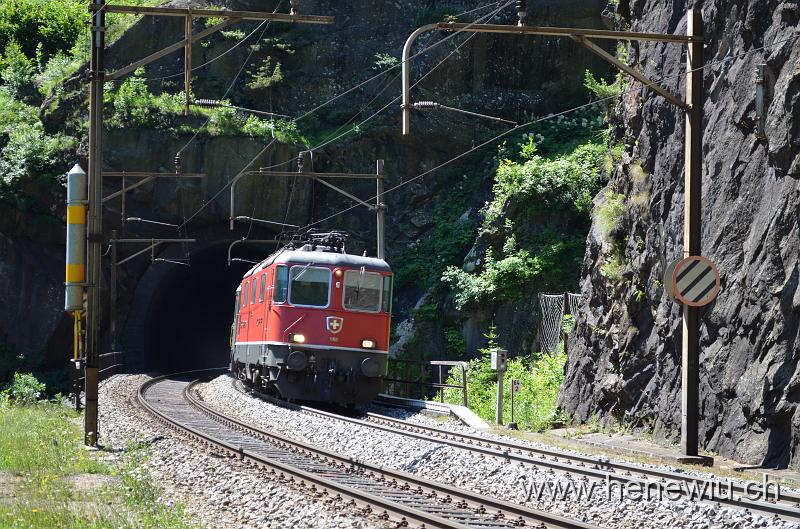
[401,7,706,461]
[85,0,106,446]
[81,1,333,446]
[681,8,703,458]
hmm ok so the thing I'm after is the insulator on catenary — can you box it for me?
[412,101,440,109]
[193,98,220,107]
[516,0,527,23]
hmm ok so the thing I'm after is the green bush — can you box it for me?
[206,105,243,136]
[0,119,76,190]
[0,86,37,130]
[0,0,85,61]
[393,170,481,291]
[6,372,45,405]
[484,140,606,225]
[445,347,567,431]
[373,52,399,71]
[584,69,625,100]
[247,56,284,90]
[513,108,604,157]
[35,50,79,97]
[0,88,75,196]
[596,190,625,239]
[1,39,33,96]
[442,234,584,309]
[444,326,467,358]
[271,118,304,144]
[104,69,305,144]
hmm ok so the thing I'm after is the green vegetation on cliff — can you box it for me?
[104,68,305,144]
[0,87,75,203]
[0,0,309,206]
[442,111,607,309]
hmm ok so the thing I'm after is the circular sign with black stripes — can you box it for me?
[666,256,721,307]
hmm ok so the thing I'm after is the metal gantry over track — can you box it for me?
[79,1,333,446]
[232,152,387,260]
[401,5,706,460]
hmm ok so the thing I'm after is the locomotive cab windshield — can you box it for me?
[289,266,330,307]
[343,269,383,312]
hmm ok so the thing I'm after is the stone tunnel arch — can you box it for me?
[122,236,269,373]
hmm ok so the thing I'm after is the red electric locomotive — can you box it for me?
[229,232,393,404]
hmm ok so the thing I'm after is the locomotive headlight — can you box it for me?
[361,339,376,349]
[289,333,306,344]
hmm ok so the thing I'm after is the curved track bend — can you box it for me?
[139,371,605,529]
[232,378,800,523]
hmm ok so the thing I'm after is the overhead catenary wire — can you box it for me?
[178,2,515,229]
[176,1,285,157]
[119,21,265,84]
[180,7,798,233]
[109,1,506,84]
[307,1,512,154]
[412,101,518,126]
[242,2,511,229]
[299,31,800,231]
[291,1,515,125]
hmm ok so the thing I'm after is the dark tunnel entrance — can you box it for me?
[133,241,264,373]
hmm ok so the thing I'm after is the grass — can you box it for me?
[0,398,198,529]
[0,401,105,480]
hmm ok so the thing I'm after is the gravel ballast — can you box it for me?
[98,374,393,529]
[198,374,798,529]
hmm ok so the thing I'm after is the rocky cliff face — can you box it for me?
[558,0,800,468]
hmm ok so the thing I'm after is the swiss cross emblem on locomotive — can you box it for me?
[327,316,344,334]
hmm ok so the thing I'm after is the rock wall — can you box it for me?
[0,204,69,375]
[558,0,800,468]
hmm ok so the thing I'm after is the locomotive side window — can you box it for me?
[343,270,382,312]
[274,266,288,303]
[242,282,249,308]
[250,278,256,304]
[259,274,266,302]
[382,275,393,313]
[289,266,331,307]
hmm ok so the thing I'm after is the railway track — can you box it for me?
[231,378,800,523]
[139,371,603,529]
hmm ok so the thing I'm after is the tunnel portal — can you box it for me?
[125,240,267,373]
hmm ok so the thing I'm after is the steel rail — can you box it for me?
[362,413,800,516]
[139,373,600,529]
[188,381,601,529]
[232,380,800,522]
[139,373,470,529]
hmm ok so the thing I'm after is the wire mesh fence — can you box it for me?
[538,292,581,354]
